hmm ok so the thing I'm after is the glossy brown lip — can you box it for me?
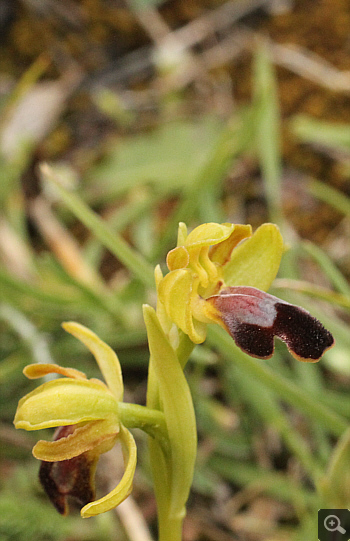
[39,425,95,515]
[207,287,334,362]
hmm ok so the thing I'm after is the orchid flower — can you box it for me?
[157,222,334,361]
[14,322,137,518]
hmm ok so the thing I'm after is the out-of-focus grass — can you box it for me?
[1,40,350,541]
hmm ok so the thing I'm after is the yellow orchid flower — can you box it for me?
[157,222,334,361]
[14,322,137,518]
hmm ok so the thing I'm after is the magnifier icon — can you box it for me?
[324,514,346,534]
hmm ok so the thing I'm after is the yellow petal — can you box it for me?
[176,222,188,247]
[158,270,206,344]
[185,222,234,248]
[223,223,283,291]
[209,224,252,266]
[24,363,87,380]
[166,246,190,271]
[154,265,173,335]
[158,269,191,332]
[14,378,118,430]
[81,426,137,517]
[33,419,119,461]
[62,322,124,400]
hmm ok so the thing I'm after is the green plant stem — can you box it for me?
[147,366,184,541]
[208,325,348,437]
[157,516,183,541]
[118,402,169,451]
[145,322,195,541]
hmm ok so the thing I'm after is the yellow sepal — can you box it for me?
[14,378,118,430]
[33,419,119,461]
[223,223,283,291]
[81,426,137,517]
[62,322,124,401]
[24,363,87,380]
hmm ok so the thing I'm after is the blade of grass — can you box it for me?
[209,456,319,508]
[299,241,350,296]
[40,164,155,288]
[0,303,55,366]
[292,361,331,463]
[151,106,256,259]
[54,268,132,325]
[307,177,350,217]
[223,361,324,482]
[207,325,348,437]
[84,189,164,267]
[272,279,350,310]
[291,115,350,149]
[253,42,284,226]
[0,267,79,306]
[321,390,350,418]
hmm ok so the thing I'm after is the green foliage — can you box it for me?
[84,117,224,202]
[291,114,350,150]
[1,36,350,541]
[0,494,69,541]
[0,466,70,541]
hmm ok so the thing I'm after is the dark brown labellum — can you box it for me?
[207,286,334,361]
[39,426,95,515]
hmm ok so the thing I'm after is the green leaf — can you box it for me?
[143,304,197,519]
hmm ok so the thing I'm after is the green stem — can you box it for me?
[145,333,194,541]
[208,325,348,437]
[157,514,183,541]
[118,402,169,453]
[146,365,179,541]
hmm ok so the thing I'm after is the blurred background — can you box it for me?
[1,0,350,540]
